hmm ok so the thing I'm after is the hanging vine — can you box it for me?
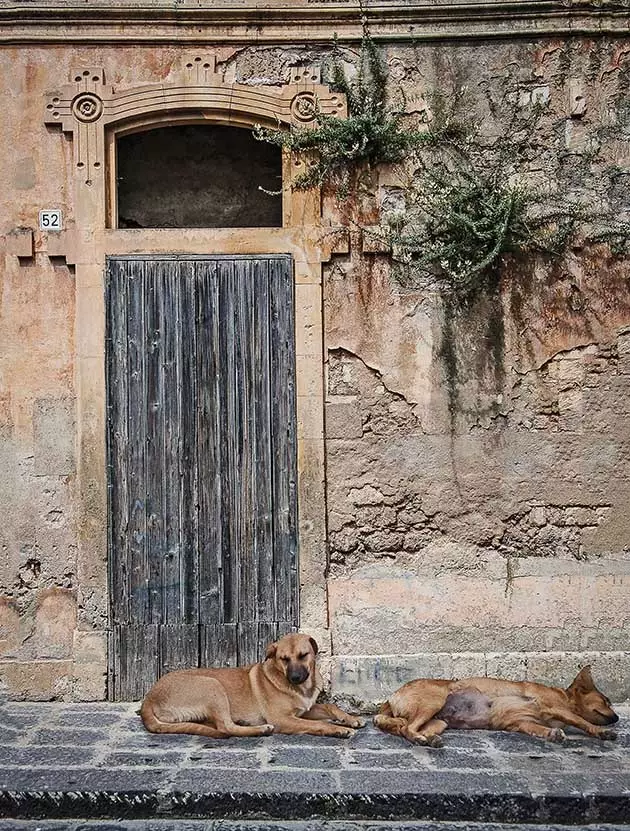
[255,27,630,303]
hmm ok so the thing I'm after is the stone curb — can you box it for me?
[2,789,630,824]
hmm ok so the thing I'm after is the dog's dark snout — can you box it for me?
[610,712,619,724]
[287,664,309,685]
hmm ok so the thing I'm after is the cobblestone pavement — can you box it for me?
[0,702,628,826]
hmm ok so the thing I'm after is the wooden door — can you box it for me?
[105,255,298,700]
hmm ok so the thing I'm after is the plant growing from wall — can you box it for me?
[257,26,629,303]
[254,28,427,192]
[381,88,630,303]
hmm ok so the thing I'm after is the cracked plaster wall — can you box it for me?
[323,37,630,693]
[1,33,630,699]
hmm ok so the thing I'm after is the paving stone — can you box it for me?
[528,772,630,796]
[27,729,107,746]
[345,750,426,769]
[266,746,341,769]
[424,748,498,770]
[0,767,171,790]
[184,749,261,769]
[344,728,410,750]
[266,731,347,746]
[432,732,492,751]
[1,708,46,729]
[338,770,531,795]
[171,768,338,792]
[99,750,186,768]
[55,711,127,728]
[0,746,96,767]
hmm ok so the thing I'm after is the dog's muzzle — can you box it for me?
[287,665,309,685]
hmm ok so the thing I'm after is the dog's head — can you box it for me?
[266,633,318,686]
[566,666,619,726]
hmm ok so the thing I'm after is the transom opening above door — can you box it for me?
[116,124,282,229]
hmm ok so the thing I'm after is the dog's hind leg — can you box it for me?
[373,712,409,738]
[405,717,448,747]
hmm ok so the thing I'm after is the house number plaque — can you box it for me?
[39,209,63,231]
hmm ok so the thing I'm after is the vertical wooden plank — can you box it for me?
[160,624,199,676]
[144,259,165,625]
[236,621,260,665]
[269,256,299,629]
[179,260,199,625]
[236,259,257,633]
[251,258,275,624]
[217,259,239,625]
[200,623,238,668]
[105,259,130,629]
[110,624,159,701]
[197,259,222,624]
[256,621,280,657]
[160,261,183,625]
[126,260,150,629]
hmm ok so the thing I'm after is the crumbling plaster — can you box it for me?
[0,24,629,700]
[323,36,630,699]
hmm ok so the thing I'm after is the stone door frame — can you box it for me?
[43,56,347,688]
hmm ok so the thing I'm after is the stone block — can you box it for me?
[71,661,107,701]
[617,333,630,374]
[4,228,33,258]
[268,746,342,769]
[33,398,76,476]
[73,629,107,664]
[0,660,73,700]
[0,598,20,658]
[27,588,76,660]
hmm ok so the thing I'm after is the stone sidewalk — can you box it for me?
[0,701,628,826]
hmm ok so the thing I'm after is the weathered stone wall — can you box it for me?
[324,38,630,702]
[0,24,629,701]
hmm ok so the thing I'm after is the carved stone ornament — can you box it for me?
[44,57,347,185]
[291,91,317,123]
[71,92,104,123]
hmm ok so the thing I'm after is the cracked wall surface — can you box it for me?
[1,26,630,700]
[323,37,630,698]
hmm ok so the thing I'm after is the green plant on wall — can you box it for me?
[254,27,426,191]
[382,87,630,302]
[256,26,630,302]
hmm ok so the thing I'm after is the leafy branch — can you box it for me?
[254,29,427,191]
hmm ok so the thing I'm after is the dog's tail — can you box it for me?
[140,701,228,738]
[373,702,408,737]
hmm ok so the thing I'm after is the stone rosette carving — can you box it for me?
[291,91,317,123]
[71,92,103,123]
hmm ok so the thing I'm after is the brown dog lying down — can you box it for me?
[374,666,618,747]
[140,633,365,739]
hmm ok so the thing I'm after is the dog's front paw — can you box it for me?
[599,728,617,741]
[335,726,355,739]
[548,728,566,743]
[351,716,366,729]
[261,723,275,735]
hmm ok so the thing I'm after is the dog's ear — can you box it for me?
[568,665,595,694]
[309,637,319,656]
[266,641,278,660]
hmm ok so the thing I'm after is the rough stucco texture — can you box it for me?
[1,34,629,699]
[323,39,630,670]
